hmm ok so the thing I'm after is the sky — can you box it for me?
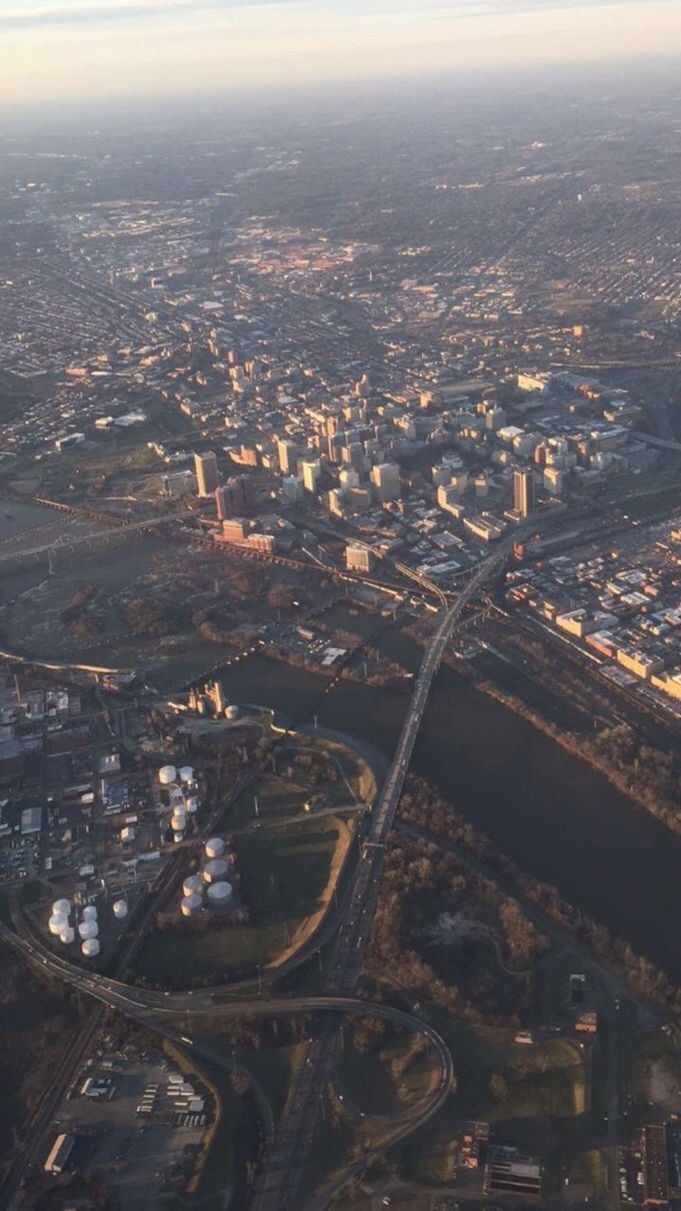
[0,0,680,106]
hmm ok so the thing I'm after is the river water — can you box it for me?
[217,623,681,984]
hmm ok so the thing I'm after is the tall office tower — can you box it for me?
[327,433,345,462]
[195,451,219,498]
[370,461,401,503]
[215,476,247,520]
[281,475,303,505]
[302,459,321,493]
[277,439,298,475]
[513,467,535,518]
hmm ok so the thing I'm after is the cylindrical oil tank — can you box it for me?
[205,836,225,860]
[171,811,186,833]
[112,899,128,920]
[48,913,67,936]
[82,938,101,958]
[82,905,98,920]
[60,925,75,945]
[159,764,177,785]
[203,857,229,884]
[206,881,233,911]
[52,898,71,917]
[182,874,203,898]
[185,796,199,814]
[181,893,203,917]
[179,766,194,784]
[78,920,98,940]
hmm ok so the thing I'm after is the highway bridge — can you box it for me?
[0,512,176,568]
[253,545,509,1211]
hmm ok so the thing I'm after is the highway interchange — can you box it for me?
[2,545,509,1210]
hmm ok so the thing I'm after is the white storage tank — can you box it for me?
[48,913,67,936]
[112,899,128,920]
[82,905,98,920]
[206,881,233,911]
[171,812,186,833]
[182,875,203,898]
[203,857,229,884]
[181,894,203,917]
[173,830,184,844]
[185,796,199,814]
[78,920,98,940]
[225,704,240,721]
[179,766,194,784]
[60,925,75,945]
[52,898,71,917]
[82,938,100,959]
[159,764,177,786]
[205,837,225,860]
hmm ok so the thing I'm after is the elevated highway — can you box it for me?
[253,545,509,1210]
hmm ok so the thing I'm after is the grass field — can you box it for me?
[134,819,350,986]
[337,1033,435,1117]
[228,734,369,831]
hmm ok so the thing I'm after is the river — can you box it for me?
[216,622,681,985]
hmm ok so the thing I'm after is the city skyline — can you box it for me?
[1,0,680,106]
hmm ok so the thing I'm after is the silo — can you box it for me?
[181,894,203,918]
[205,837,225,860]
[182,875,203,898]
[112,899,128,920]
[78,920,98,940]
[52,898,71,917]
[81,938,101,959]
[179,766,194,784]
[82,905,98,920]
[207,881,233,912]
[159,765,177,786]
[203,858,229,884]
[60,925,75,945]
[48,913,67,936]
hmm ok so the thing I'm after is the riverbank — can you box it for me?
[466,668,681,837]
[218,636,681,988]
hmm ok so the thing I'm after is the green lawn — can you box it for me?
[134,822,343,986]
[337,1033,435,1117]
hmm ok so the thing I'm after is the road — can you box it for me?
[252,547,509,1211]
[2,541,508,1209]
[0,919,452,1208]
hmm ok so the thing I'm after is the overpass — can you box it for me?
[0,919,453,1211]
[253,545,508,1211]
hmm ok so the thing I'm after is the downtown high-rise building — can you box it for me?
[194,451,219,497]
[513,467,535,518]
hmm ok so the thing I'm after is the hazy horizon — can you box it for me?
[1,0,680,108]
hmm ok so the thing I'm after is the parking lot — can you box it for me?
[50,1049,209,1207]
